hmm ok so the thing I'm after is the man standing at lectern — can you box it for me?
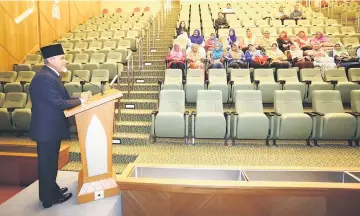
[30,44,89,208]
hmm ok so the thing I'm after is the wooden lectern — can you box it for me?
[64,89,123,204]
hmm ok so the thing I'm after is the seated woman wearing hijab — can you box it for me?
[239,28,257,52]
[330,43,358,67]
[187,44,206,72]
[245,44,269,68]
[187,29,205,48]
[286,43,314,70]
[227,29,240,50]
[166,43,186,77]
[205,33,219,52]
[176,21,189,37]
[306,41,336,75]
[277,31,293,53]
[293,31,312,51]
[208,42,225,69]
[267,43,289,69]
[226,43,247,69]
[310,31,332,50]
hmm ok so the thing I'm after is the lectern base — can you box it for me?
[77,169,120,204]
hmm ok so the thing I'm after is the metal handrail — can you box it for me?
[137,37,143,72]
[126,51,132,96]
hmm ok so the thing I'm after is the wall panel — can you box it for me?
[70,1,100,31]
[0,2,39,71]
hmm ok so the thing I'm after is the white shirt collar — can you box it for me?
[46,65,60,76]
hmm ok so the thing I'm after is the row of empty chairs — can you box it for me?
[151,89,360,146]
[159,68,360,104]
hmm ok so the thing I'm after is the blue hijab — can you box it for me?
[212,43,223,59]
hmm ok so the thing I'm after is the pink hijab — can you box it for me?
[169,43,185,60]
[311,32,328,44]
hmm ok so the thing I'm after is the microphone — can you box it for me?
[74,74,104,95]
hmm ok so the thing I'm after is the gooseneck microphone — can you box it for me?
[74,74,104,95]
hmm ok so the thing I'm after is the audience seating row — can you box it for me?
[151,89,360,146]
[159,68,360,104]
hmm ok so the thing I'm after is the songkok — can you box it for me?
[40,44,65,59]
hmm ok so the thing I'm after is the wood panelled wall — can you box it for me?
[0,1,100,71]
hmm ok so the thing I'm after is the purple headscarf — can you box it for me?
[189,29,204,44]
[229,28,237,43]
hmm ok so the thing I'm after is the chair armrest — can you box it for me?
[278,80,286,85]
[346,112,360,117]
[100,81,107,85]
[303,80,312,85]
[229,80,234,85]
[20,81,28,85]
[254,80,260,85]
[182,80,186,85]
[184,111,189,137]
[224,111,230,117]
[305,112,317,117]
[151,110,158,116]
[326,80,338,85]
[80,81,86,85]
[0,81,9,85]
[7,108,15,112]
[311,112,325,116]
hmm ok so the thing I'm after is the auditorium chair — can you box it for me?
[151,90,189,144]
[300,68,332,103]
[14,64,31,72]
[297,19,311,27]
[277,68,306,101]
[110,24,122,31]
[88,41,103,51]
[73,32,87,42]
[12,108,31,132]
[117,40,131,51]
[323,68,358,104]
[65,54,74,63]
[30,64,44,73]
[342,37,360,48]
[64,70,91,98]
[2,92,27,109]
[229,69,254,102]
[207,69,229,103]
[122,23,133,30]
[66,63,82,75]
[312,90,357,146]
[351,90,360,145]
[253,69,280,103]
[348,68,360,83]
[341,27,359,36]
[99,52,124,80]
[325,26,341,36]
[73,42,89,52]
[113,30,127,41]
[159,69,184,90]
[24,54,42,65]
[284,20,296,27]
[231,90,274,145]
[85,24,98,32]
[83,69,110,94]
[98,24,110,31]
[72,25,86,33]
[85,31,100,42]
[0,93,5,107]
[125,30,140,51]
[185,69,205,103]
[90,53,106,64]
[191,90,230,145]
[4,71,35,93]
[98,31,114,43]
[73,53,90,64]
[102,41,117,51]
[272,90,316,146]
[0,71,17,93]
[59,71,72,84]
[0,108,15,132]
[60,33,74,40]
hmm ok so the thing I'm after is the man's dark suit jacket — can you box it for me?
[30,66,81,142]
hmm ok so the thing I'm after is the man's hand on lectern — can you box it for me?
[80,91,92,103]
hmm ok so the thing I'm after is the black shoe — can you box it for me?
[55,192,73,204]
[42,193,73,209]
[60,187,68,195]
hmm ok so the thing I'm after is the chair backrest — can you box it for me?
[16,71,35,82]
[90,53,106,64]
[158,90,185,113]
[187,69,204,81]
[74,32,87,39]
[106,52,122,63]
[72,70,91,82]
[74,53,89,64]
[208,69,226,82]
[274,90,304,114]
[24,54,42,65]
[348,68,360,82]
[87,31,100,39]
[342,37,359,46]
[0,71,17,82]
[254,69,275,82]
[103,41,117,50]
[0,93,5,107]
[196,90,223,113]
[277,69,299,83]
[313,90,344,113]
[74,42,89,50]
[235,90,264,113]
[351,90,360,112]
[323,68,348,82]
[91,69,109,82]
[118,40,131,49]
[101,31,113,39]
[89,41,103,50]
[231,69,251,83]
[3,92,27,108]
[65,54,74,63]
[300,68,323,82]
[61,42,74,50]
[325,26,340,35]
[165,69,182,81]
[126,30,139,38]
